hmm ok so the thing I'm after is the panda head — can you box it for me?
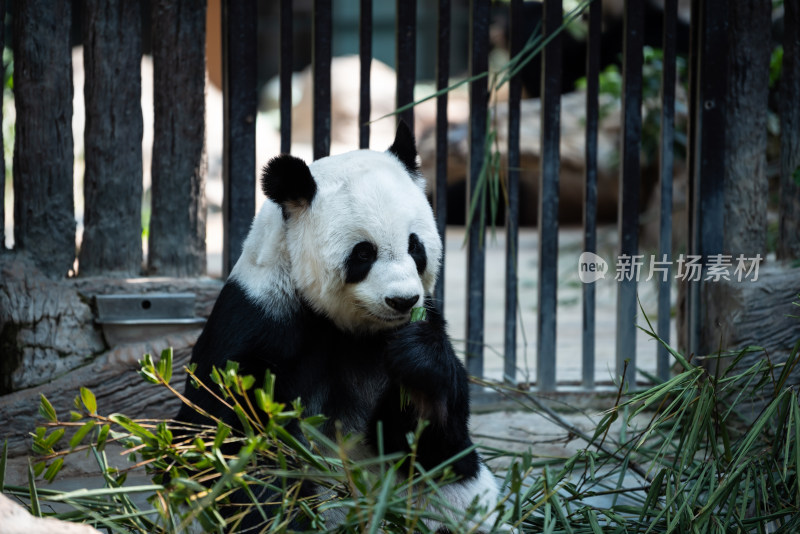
[259,122,442,333]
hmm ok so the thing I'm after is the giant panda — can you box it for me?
[176,122,500,531]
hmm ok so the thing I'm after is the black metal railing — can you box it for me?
[232,0,673,392]
[9,0,783,392]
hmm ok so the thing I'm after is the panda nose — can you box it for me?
[385,295,419,313]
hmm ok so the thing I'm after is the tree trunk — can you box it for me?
[79,0,144,276]
[13,0,74,278]
[149,0,207,277]
[723,0,770,257]
[779,0,800,259]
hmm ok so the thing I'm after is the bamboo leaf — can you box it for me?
[27,459,41,517]
[233,404,254,436]
[80,386,97,415]
[583,508,603,534]
[254,388,269,413]
[160,347,174,383]
[96,424,111,451]
[0,440,7,491]
[42,428,65,450]
[213,421,231,450]
[410,307,427,322]
[239,374,255,393]
[38,394,57,422]
[69,420,97,450]
[367,463,401,534]
[109,414,156,443]
[43,457,64,483]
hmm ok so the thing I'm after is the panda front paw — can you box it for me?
[385,311,454,391]
[384,308,472,429]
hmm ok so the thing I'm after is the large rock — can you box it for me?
[289,55,401,151]
[281,55,461,155]
[0,493,101,534]
[417,91,659,226]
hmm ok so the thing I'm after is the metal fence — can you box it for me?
[225,0,683,392]
[5,1,789,392]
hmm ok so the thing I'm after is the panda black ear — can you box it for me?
[387,120,420,176]
[261,154,317,216]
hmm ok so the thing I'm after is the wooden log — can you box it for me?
[0,254,106,395]
[0,251,222,395]
[779,0,800,259]
[702,263,800,391]
[148,0,207,277]
[723,0,771,257]
[79,0,144,276]
[0,340,195,457]
[12,0,74,278]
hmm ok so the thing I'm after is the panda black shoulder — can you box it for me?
[189,280,302,375]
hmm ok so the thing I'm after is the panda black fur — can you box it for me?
[176,123,500,531]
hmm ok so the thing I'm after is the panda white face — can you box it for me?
[289,151,440,332]
[246,123,442,334]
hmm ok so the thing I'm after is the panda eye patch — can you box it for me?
[345,241,378,283]
[408,233,427,275]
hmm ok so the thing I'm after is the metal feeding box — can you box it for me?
[95,293,206,346]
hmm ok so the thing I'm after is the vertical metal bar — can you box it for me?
[433,0,450,309]
[313,0,332,160]
[359,0,372,149]
[688,0,727,356]
[504,0,522,384]
[222,0,257,276]
[280,0,292,154]
[582,0,601,390]
[466,0,489,379]
[685,0,700,357]
[396,0,416,131]
[537,0,562,391]
[0,0,4,249]
[615,0,643,388]
[657,0,677,381]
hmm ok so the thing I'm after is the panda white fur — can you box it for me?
[177,123,500,531]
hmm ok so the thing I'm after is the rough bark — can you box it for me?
[722,0,771,257]
[703,264,800,396]
[0,254,107,394]
[79,0,144,276]
[0,341,193,456]
[12,1,75,278]
[779,0,800,259]
[0,252,221,396]
[149,0,207,276]
[0,253,223,456]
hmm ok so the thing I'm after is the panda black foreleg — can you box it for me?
[378,303,480,479]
